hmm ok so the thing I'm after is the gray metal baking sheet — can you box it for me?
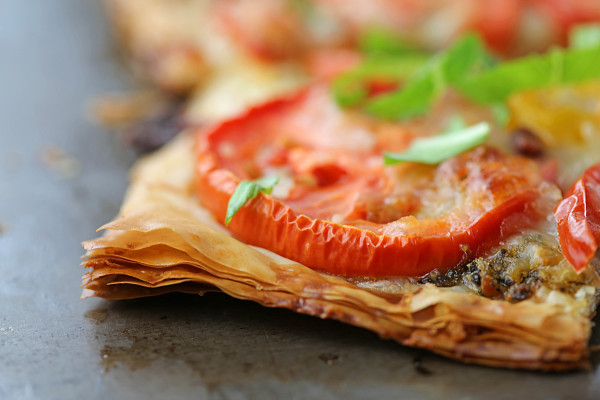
[1,1,600,399]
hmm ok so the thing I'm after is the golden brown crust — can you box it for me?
[81,133,596,371]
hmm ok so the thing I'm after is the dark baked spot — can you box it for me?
[511,127,544,158]
[418,235,594,303]
[124,98,187,153]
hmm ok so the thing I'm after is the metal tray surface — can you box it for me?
[1,1,599,399]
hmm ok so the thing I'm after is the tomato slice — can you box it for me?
[196,86,555,277]
[555,164,600,272]
[472,0,521,55]
[530,0,600,44]
[303,49,362,80]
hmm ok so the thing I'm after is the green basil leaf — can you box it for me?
[441,33,488,82]
[441,115,467,134]
[562,46,600,81]
[359,29,423,55]
[225,176,278,226]
[365,34,487,119]
[333,28,432,107]
[570,24,600,49]
[365,69,439,119]
[456,54,551,103]
[384,122,490,165]
[332,54,428,107]
[335,29,600,120]
[457,46,600,104]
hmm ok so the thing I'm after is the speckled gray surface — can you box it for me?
[1,1,600,399]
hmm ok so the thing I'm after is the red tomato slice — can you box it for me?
[555,164,600,272]
[196,86,554,277]
[531,0,600,44]
[472,0,521,55]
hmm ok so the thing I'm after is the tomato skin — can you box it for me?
[304,49,362,80]
[531,0,600,44]
[197,160,542,277]
[197,153,541,277]
[472,0,521,55]
[196,86,555,277]
[554,164,600,272]
[223,187,540,277]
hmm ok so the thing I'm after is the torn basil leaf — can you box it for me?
[332,54,428,107]
[384,122,490,165]
[359,29,424,56]
[333,30,600,121]
[441,115,467,134]
[225,176,279,226]
[365,34,487,120]
[457,46,600,104]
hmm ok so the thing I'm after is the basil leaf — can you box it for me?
[562,46,600,82]
[456,54,550,103]
[441,34,488,82]
[441,115,466,134]
[335,29,600,120]
[570,24,600,49]
[457,46,600,104]
[365,69,438,119]
[384,122,490,165]
[332,54,428,107]
[225,176,278,226]
[365,34,487,119]
[359,29,423,55]
[333,29,431,107]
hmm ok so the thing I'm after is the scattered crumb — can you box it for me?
[90,91,168,128]
[0,223,5,235]
[90,91,186,153]
[40,145,81,179]
[84,309,108,323]
[412,356,433,376]
[318,352,341,365]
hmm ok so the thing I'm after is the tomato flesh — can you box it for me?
[196,86,554,277]
[555,164,600,272]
